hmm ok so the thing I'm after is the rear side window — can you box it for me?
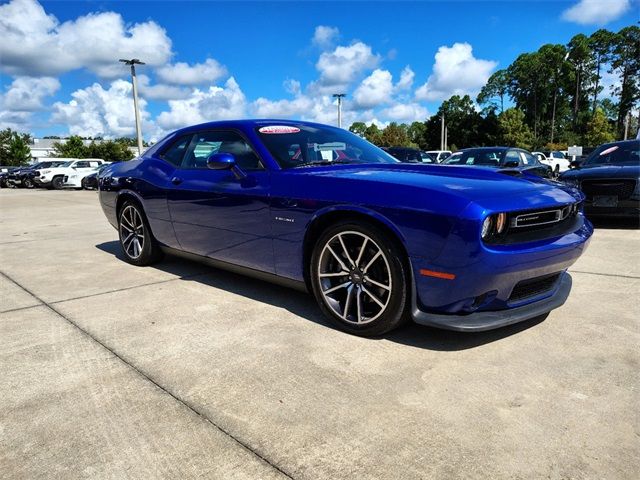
[160,135,193,166]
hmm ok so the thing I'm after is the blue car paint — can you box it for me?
[99,119,592,330]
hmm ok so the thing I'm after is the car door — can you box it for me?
[518,150,549,177]
[167,130,274,272]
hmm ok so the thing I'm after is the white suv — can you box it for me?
[426,150,453,162]
[35,159,105,189]
[533,151,570,175]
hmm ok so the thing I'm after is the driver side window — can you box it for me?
[182,131,264,170]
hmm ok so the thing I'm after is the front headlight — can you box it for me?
[481,213,508,240]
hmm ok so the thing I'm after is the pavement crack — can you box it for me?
[570,269,640,280]
[0,269,295,480]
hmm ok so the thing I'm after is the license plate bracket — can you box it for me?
[593,195,618,207]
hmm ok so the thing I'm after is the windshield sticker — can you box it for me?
[599,146,619,156]
[313,142,347,152]
[259,126,301,134]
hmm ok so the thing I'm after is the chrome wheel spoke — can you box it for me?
[362,250,382,274]
[121,206,145,259]
[356,287,363,323]
[323,281,351,295]
[338,234,355,268]
[342,285,354,319]
[327,245,350,272]
[364,276,390,291]
[319,271,348,278]
[362,286,385,309]
[355,237,368,267]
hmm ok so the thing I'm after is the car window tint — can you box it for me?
[161,135,193,166]
[75,161,89,168]
[504,150,521,165]
[182,131,263,170]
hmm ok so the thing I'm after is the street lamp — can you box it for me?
[119,58,145,156]
[333,93,346,128]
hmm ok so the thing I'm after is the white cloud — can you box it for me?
[415,43,497,101]
[312,42,380,93]
[156,77,247,130]
[312,25,339,48]
[561,0,630,25]
[353,69,394,109]
[396,66,415,91]
[379,103,429,123]
[155,58,227,86]
[0,0,172,77]
[50,79,153,138]
[1,76,60,111]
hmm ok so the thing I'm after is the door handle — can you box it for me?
[171,177,183,185]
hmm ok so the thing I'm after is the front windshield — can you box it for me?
[443,149,504,167]
[256,124,399,168]
[583,142,639,166]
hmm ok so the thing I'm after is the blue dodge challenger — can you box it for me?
[99,120,592,336]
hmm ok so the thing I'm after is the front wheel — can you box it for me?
[118,201,162,266]
[51,176,64,190]
[310,222,409,336]
[23,178,34,188]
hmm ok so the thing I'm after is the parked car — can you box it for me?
[0,166,19,188]
[559,139,639,218]
[538,150,570,176]
[442,147,553,178]
[99,120,591,337]
[6,161,67,188]
[63,162,110,189]
[35,159,105,189]
[381,147,425,163]
[426,150,452,162]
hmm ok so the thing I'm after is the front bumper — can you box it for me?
[412,273,572,331]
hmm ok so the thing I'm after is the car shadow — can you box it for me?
[589,217,639,230]
[96,240,547,352]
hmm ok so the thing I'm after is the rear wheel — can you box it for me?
[81,177,89,190]
[310,222,409,336]
[22,178,34,188]
[118,201,162,266]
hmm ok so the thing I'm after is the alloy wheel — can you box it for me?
[317,231,392,325]
[120,205,145,259]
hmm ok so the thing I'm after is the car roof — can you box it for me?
[172,119,337,136]
[458,146,510,152]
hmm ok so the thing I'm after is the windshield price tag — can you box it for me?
[258,126,300,134]
[313,142,346,152]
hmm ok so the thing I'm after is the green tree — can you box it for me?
[585,108,614,146]
[424,95,484,149]
[0,128,32,166]
[407,121,427,149]
[609,26,640,136]
[53,136,88,158]
[477,69,509,113]
[498,108,533,149]
[363,123,383,145]
[380,122,413,147]
[589,29,614,113]
[87,140,134,162]
[348,122,367,137]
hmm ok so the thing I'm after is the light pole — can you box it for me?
[440,114,445,150]
[333,93,346,128]
[119,58,145,156]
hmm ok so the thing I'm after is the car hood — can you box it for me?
[561,164,640,179]
[292,163,580,212]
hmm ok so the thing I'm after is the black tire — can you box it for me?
[81,177,89,190]
[554,165,560,177]
[51,176,64,190]
[118,200,162,266]
[310,221,409,337]
[23,178,34,189]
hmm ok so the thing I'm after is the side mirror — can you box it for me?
[207,152,236,170]
[504,160,519,168]
[206,152,247,179]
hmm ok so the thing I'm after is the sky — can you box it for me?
[0,0,637,141]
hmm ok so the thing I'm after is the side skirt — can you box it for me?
[159,246,308,293]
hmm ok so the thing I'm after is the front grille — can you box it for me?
[581,179,636,200]
[509,272,561,302]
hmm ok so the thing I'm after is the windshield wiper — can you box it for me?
[292,160,356,168]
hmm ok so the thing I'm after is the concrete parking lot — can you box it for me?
[1,188,638,479]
